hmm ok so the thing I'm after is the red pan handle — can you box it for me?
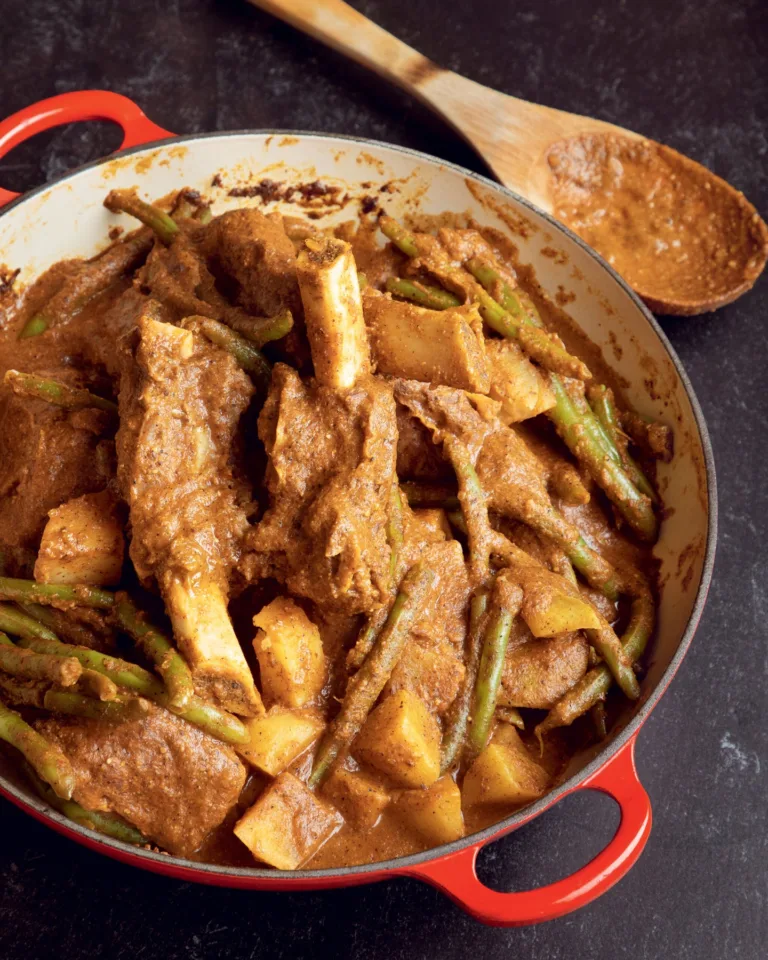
[0,90,173,209]
[401,736,651,926]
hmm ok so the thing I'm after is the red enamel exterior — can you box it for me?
[0,90,172,207]
[0,90,699,926]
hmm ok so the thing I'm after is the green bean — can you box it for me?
[0,701,75,799]
[114,594,194,711]
[309,563,437,788]
[104,189,179,246]
[584,619,640,700]
[181,316,271,391]
[0,631,81,686]
[225,308,294,348]
[385,277,461,310]
[346,606,390,673]
[548,377,658,542]
[587,384,657,502]
[465,257,527,319]
[387,484,404,587]
[378,215,420,257]
[172,695,249,745]
[0,577,115,611]
[535,593,654,741]
[440,588,489,774]
[18,231,152,339]
[4,370,118,416]
[15,635,164,698]
[466,575,523,760]
[43,690,149,723]
[443,436,492,581]
[18,602,110,650]
[0,604,59,642]
[25,766,146,845]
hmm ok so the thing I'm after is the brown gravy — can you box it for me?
[547,134,768,309]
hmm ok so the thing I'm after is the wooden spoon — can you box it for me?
[248,0,768,315]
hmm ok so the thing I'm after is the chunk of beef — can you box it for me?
[203,209,300,317]
[242,364,397,616]
[38,704,246,856]
[117,315,261,715]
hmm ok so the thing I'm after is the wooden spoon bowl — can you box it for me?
[249,0,768,316]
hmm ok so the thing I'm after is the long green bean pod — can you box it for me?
[18,230,153,339]
[385,277,461,310]
[346,606,390,673]
[535,592,654,742]
[548,377,658,542]
[584,619,640,700]
[180,317,271,391]
[466,575,523,760]
[440,588,490,774]
[0,577,115,611]
[465,257,543,327]
[15,635,164,698]
[0,631,81,686]
[443,437,492,581]
[0,604,60,642]
[4,370,118,416]
[114,594,194,711]
[26,766,146,845]
[18,603,110,650]
[587,384,657,502]
[0,701,75,799]
[387,484,404,586]
[43,690,150,723]
[309,563,438,788]
[104,189,179,245]
[378,215,420,257]
[225,308,294,348]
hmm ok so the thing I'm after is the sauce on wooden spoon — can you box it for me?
[547,134,768,314]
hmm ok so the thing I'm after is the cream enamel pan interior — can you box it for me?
[0,131,716,891]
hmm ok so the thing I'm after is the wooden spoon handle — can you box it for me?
[247,0,441,100]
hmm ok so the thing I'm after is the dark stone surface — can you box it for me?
[0,0,765,956]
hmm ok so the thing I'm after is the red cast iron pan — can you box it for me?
[0,90,717,926]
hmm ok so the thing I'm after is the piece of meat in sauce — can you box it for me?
[202,208,300,317]
[116,313,262,715]
[241,363,397,616]
[0,372,112,574]
[37,704,246,857]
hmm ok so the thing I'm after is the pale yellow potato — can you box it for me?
[354,689,441,789]
[34,490,124,586]
[394,776,464,845]
[486,339,555,423]
[237,708,325,776]
[513,564,601,637]
[234,772,343,870]
[321,766,391,829]
[253,597,328,708]
[364,291,490,393]
[462,729,550,808]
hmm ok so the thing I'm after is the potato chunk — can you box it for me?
[394,776,464,845]
[513,564,601,637]
[34,490,124,586]
[253,598,327,708]
[486,339,555,423]
[234,772,343,870]
[238,708,325,776]
[364,291,490,393]
[354,689,440,788]
[322,766,390,829]
[462,728,550,807]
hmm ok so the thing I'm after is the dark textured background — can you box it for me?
[0,1,766,956]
